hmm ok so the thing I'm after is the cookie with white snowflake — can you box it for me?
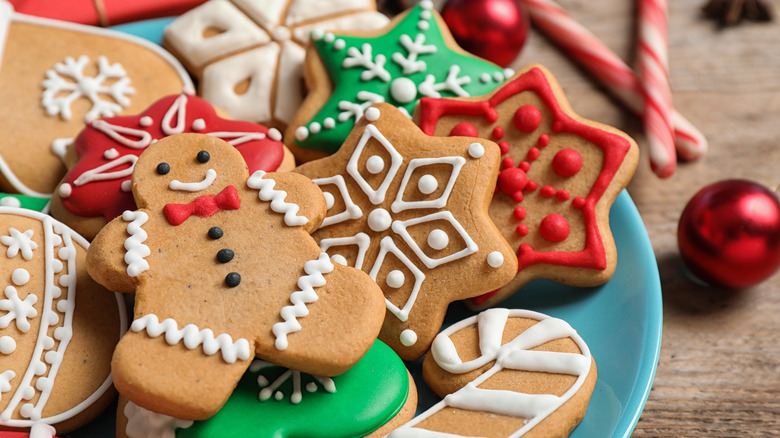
[390,308,596,438]
[86,133,386,420]
[415,64,640,308]
[0,206,127,435]
[49,93,295,241]
[0,2,193,197]
[163,0,390,130]
[294,103,518,360]
[285,0,514,162]
[115,340,417,438]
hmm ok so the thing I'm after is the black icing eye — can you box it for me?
[208,227,223,239]
[197,150,211,163]
[156,162,170,175]
[225,272,241,287]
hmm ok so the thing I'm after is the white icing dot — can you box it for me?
[21,386,35,400]
[417,174,438,195]
[295,126,309,141]
[35,377,51,392]
[58,183,72,199]
[487,251,505,268]
[20,403,35,418]
[367,208,392,232]
[192,118,206,131]
[272,26,291,41]
[480,73,491,83]
[468,143,485,158]
[139,116,153,127]
[365,107,381,121]
[311,28,324,40]
[493,72,505,82]
[42,336,55,350]
[323,192,335,209]
[53,327,68,340]
[121,180,133,192]
[417,21,430,31]
[333,39,346,50]
[390,77,418,104]
[45,350,59,364]
[309,122,322,134]
[504,68,515,78]
[386,270,405,289]
[257,375,269,387]
[420,10,432,20]
[0,197,21,208]
[11,268,29,286]
[306,382,318,392]
[365,155,385,174]
[400,329,418,347]
[323,117,336,129]
[274,391,284,401]
[56,299,69,312]
[58,246,74,260]
[324,32,335,43]
[33,360,47,375]
[331,254,348,266]
[268,128,282,141]
[420,0,433,10]
[427,229,449,250]
[103,148,120,159]
[0,336,16,354]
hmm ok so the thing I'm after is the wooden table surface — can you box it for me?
[501,0,780,435]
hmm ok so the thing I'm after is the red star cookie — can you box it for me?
[295,103,517,360]
[416,64,639,308]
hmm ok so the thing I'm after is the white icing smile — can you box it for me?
[169,168,217,192]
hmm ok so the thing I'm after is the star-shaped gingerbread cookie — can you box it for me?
[416,64,640,308]
[295,103,518,360]
[285,0,514,162]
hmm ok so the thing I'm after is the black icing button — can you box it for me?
[197,150,211,163]
[225,272,241,287]
[156,162,170,175]
[217,249,234,263]
[208,227,223,239]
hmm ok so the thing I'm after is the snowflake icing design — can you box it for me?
[292,1,513,155]
[251,360,336,405]
[0,285,38,333]
[41,55,136,123]
[1,228,38,260]
[296,104,516,357]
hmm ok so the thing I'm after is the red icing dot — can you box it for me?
[572,197,586,208]
[540,185,555,197]
[527,147,540,161]
[492,126,504,140]
[525,180,538,191]
[513,105,542,133]
[556,190,571,201]
[512,191,524,202]
[519,161,530,172]
[513,206,526,220]
[498,141,511,154]
[486,109,499,123]
[539,214,570,242]
[449,122,479,137]
[552,148,583,177]
[537,134,550,147]
[516,224,529,236]
[498,167,527,195]
[501,157,514,169]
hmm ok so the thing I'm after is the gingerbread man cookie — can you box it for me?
[0,207,126,435]
[86,133,386,420]
[391,308,597,438]
[50,93,294,241]
[416,64,640,308]
[295,103,517,360]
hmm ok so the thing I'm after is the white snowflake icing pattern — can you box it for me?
[41,55,136,123]
[1,228,38,260]
[0,285,38,333]
[250,360,336,405]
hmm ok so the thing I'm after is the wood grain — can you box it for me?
[506,0,780,435]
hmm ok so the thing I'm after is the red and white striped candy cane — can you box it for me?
[518,0,707,176]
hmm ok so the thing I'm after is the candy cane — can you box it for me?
[518,0,707,176]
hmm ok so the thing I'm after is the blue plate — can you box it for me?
[81,18,662,438]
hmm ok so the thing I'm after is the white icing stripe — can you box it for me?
[130,314,251,364]
[72,154,138,186]
[478,307,508,358]
[318,232,370,270]
[92,119,153,149]
[161,94,188,135]
[499,350,591,376]
[246,171,309,226]
[0,154,53,198]
[272,253,334,350]
[169,169,217,192]
[123,210,150,277]
[205,131,266,146]
[444,385,561,419]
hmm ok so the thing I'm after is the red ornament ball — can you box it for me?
[442,0,530,67]
[678,179,780,289]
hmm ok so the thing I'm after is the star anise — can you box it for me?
[702,0,774,26]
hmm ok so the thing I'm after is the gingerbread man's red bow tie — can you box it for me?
[163,185,241,226]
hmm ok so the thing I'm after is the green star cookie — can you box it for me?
[285,0,513,162]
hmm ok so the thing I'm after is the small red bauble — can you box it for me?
[442,0,530,67]
[678,179,780,289]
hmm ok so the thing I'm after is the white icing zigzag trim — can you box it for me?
[272,253,334,350]
[130,314,251,364]
[123,211,151,277]
[246,171,309,226]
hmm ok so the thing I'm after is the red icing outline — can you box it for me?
[418,67,633,274]
[60,94,285,223]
